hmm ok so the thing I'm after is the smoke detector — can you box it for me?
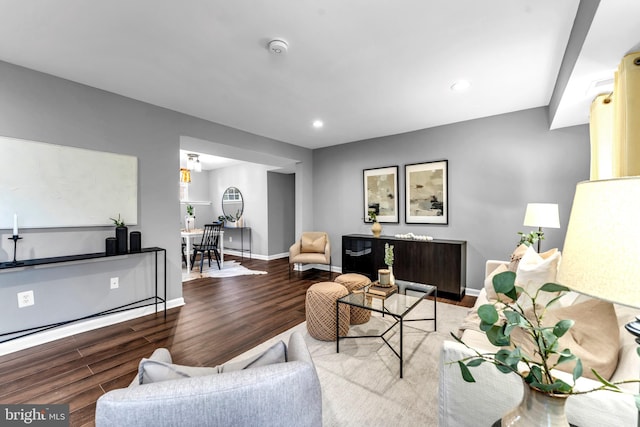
[268,39,288,55]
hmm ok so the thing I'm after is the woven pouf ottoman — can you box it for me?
[335,273,372,325]
[306,281,350,341]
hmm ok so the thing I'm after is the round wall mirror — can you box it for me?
[222,187,244,222]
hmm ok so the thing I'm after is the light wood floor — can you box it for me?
[0,256,476,427]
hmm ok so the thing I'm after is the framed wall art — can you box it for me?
[363,166,399,223]
[405,160,448,224]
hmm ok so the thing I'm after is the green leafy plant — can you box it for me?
[517,230,544,247]
[186,204,194,216]
[109,214,125,227]
[384,243,394,266]
[367,210,377,223]
[452,270,640,401]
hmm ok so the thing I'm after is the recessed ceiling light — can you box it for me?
[312,120,324,129]
[451,80,471,92]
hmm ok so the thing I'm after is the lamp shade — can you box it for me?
[556,177,640,308]
[523,203,560,228]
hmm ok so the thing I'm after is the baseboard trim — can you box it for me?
[293,264,343,273]
[465,287,481,298]
[0,297,185,356]
[222,250,289,261]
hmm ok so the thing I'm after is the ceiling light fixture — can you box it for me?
[312,120,324,129]
[268,39,288,55]
[187,153,202,172]
[450,80,471,92]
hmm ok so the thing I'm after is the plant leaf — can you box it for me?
[493,271,517,300]
[486,325,511,347]
[539,329,559,353]
[531,379,572,394]
[457,361,476,383]
[552,319,574,338]
[479,320,494,332]
[467,359,485,367]
[478,304,499,324]
[528,365,544,384]
[592,368,617,388]
[573,358,583,382]
[504,310,524,326]
[557,348,576,366]
[539,282,570,293]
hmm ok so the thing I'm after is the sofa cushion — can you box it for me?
[515,246,561,308]
[138,340,287,384]
[301,234,326,253]
[508,244,529,272]
[510,298,620,381]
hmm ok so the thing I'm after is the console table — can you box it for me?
[0,247,166,343]
[223,226,252,259]
[342,234,467,300]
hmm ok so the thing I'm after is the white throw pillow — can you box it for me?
[515,246,562,308]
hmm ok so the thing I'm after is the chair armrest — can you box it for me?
[324,239,331,263]
[289,240,301,260]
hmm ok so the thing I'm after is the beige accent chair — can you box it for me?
[289,232,331,280]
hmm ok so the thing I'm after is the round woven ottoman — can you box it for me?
[306,281,350,341]
[335,273,372,325]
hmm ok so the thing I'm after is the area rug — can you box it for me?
[227,298,470,427]
[182,260,267,281]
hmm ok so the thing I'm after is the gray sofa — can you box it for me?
[95,332,322,427]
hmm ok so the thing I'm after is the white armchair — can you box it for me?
[289,232,331,280]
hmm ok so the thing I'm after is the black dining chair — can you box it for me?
[181,238,188,268]
[191,223,222,272]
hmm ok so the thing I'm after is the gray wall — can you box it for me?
[0,60,312,340]
[267,172,296,256]
[180,170,214,228]
[313,107,590,292]
[208,163,271,256]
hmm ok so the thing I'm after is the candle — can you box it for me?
[13,213,18,236]
[378,269,390,286]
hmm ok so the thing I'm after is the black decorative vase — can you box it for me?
[130,231,141,252]
[105,237,117,256]
[115,226,128,254]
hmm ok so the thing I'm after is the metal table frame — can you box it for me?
[336,280,437,378]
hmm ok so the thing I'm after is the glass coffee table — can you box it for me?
[336,280,437,378]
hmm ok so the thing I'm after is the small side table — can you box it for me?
[336,282,436,378]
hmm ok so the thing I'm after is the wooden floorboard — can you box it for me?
[0,255,475,426]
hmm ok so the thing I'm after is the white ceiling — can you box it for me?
[179,150,245,171]
[0,1,638,150]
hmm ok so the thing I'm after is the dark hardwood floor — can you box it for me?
[0,256,476,427]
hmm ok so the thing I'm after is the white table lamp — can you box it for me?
[556,177,640,307]
[523,203,560,252]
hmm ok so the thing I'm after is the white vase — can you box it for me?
[501,382,569,427]
[185,216,195,231]
[388,265,395,285]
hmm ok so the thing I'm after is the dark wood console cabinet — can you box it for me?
[342,234,467,300]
